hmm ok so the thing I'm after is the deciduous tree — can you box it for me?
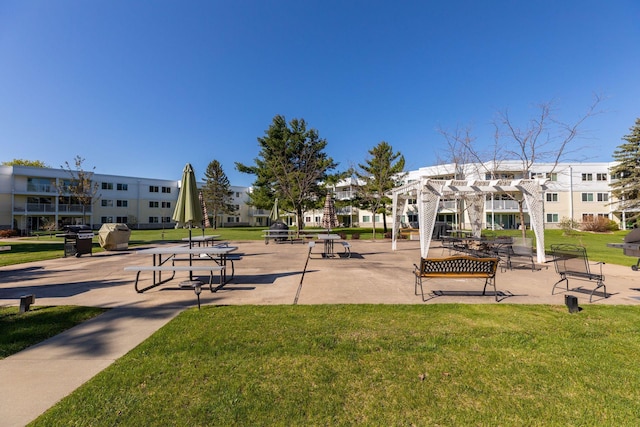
[59,155,100,227]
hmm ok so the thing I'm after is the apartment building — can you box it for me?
[0,161,625,234]
[398,161,618,230]
[0,165,251,233]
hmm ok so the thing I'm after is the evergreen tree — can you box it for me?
[236,115,337,229]
[201,160,234,229]
[610,118,640,224]
[355,141,406,236]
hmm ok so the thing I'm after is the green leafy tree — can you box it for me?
[355,142,406,237]
[236,115,337,229]
[59,156,100,227]
[201,160,234,229]
[610,118,640,224]
[2,159,49,167]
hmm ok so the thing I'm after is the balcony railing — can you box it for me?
[26,183,56,193]
[14,203,91,213]
[485,200,526,211]
[334,190,354,200]
[26,203,56,212]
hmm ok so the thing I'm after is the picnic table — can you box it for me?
[124,244,238,293]
[317,234,341,257]
[181,235,221,247]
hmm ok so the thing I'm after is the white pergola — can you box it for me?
[389,178,547,263]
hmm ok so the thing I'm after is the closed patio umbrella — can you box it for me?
[172,163,203,283]
[321,193,339,231]
[199,191,211,232]
[270,198,280,223]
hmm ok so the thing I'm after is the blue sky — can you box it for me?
[1,1,638,186]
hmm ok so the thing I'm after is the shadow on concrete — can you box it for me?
[427,290,515,302]
[0,278,130,300]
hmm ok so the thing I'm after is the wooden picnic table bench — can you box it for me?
[414,255,500,301]
[550,244,607,303]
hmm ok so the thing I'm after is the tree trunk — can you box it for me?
[518,200,527,239]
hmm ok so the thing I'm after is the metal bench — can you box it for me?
[124,265,225,293]
[550,244,607,303]
[340,241,351,258]
[414,255,500,301]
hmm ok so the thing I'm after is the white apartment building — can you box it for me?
[0,161,627,234]
[0,165,251,234]
[397,161,619,230]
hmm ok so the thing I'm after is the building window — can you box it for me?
[546,173,558,181]
[596,173,608,181]
[149,201,159,208]
[546,193,558,202]
[116,216,128,223]
[305,216,311,222]
[235,192,241,197]
[117,183,128,191]
[149,217,159,223]
[102,182,113,190]
[582,213,594,222]
[101,216,113,223]
[362,215,371,223]
[149,186,159,193]
[161,216,172,223]
[581,173,593,181]
[597,193,609,202]
[581,193,594,202]
[408,198,417,205]
[546,213,559,223]
[162,186,171,193]
[117,200,128,207]
[101,199,113,207]
[161,201,171,209]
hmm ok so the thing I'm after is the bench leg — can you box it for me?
[415,274,428,301]
[589,280,607,303]
[551,276,569,295]
[483,276,499,301]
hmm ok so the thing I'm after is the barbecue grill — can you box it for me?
[607,227,640,270]
[269,220,289,242]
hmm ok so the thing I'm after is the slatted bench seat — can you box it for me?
[414,255,500,301]
[124,265,224,293]
[551,244,607,303]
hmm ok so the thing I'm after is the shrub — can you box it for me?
[581,217,618,232]
[0,229,18,238]
[559,217,579,235]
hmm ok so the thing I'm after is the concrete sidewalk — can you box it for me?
[2,238,640,426]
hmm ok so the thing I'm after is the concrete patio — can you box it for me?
[2,238,640,425]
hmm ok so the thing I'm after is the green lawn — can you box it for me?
[0,306,106,358]
[31,304,640,426]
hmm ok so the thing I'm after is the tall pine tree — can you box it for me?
[610,118,640,225]
[201,160,234,229]
[355,142,406,236]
